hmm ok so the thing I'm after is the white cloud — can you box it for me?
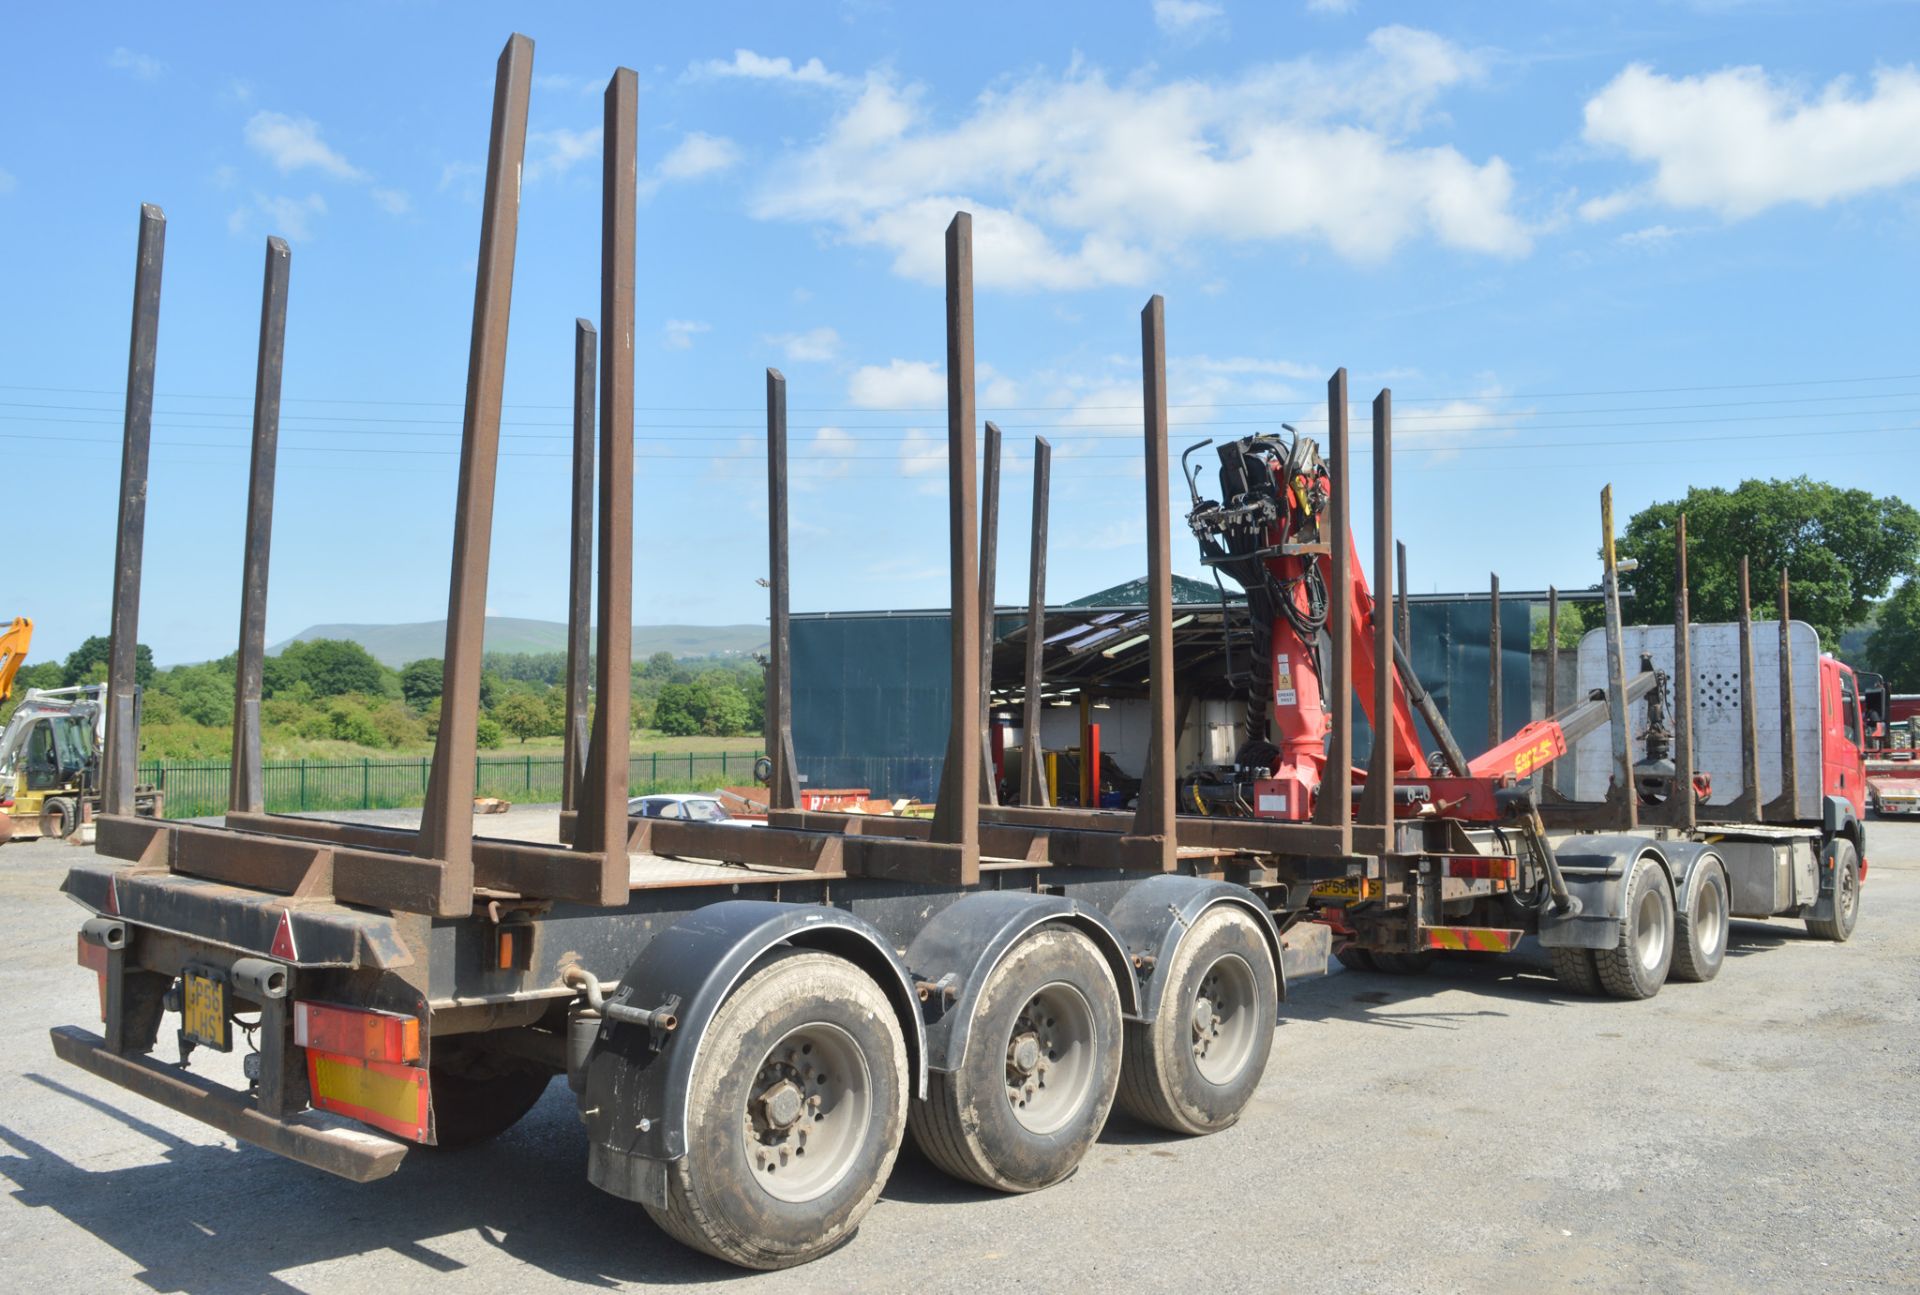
[370,187,411,216]
[1153,0,1225,37]
[659,131,740,180]
[525,126,602,182]
[693,49,848,90]
[898,428,947,477]
[535,72,610,97]
[752,28,1526,289]
[228,193,328,242]
[244,111,364,180]
[768,326,842,363]
[108,47,164,80]
[1581,62,1920,220]
[850,359,946,408]
[1307,0,1356,13]
[809,427,858,482]
[663,319,711,350]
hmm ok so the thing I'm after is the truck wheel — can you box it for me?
[1595,856,1674,1000]
[1370,951,1434,976]
[1116,907,1276,1135]
[1550,947,1602,995]
[1805,838,1861,942]
[1334,945,1376,972]
[427,1058,552,1148]
[911,926,1121,1192]
[647,950,907,1270]
[1671,858,1729,983]
[40,798,77,840]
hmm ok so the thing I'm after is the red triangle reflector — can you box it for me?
[104,877,119,916]
[270,910,298,962]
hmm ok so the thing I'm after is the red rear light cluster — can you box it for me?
[1444,855,1518,881]
[296,1001,428,1141]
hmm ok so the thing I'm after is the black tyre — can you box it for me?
[1595,856,1674,1000]
[647,950,907,1270]
[1116,907,1277,1135]
[428,1056,552,1148]
[1671,857,1729,983]
[1805,838,1861,942]
[1370,950,1434,976]
[40,797,77,840]
[1334,945,1376,972]
[911,926,1122,1192]
[1550,947,1602,995]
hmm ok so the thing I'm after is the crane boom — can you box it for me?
[0,617,33,704]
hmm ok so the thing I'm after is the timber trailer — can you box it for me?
[48,34,1862,1272]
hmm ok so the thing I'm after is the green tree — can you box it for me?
[63,635,154,687]
[1530,601,1590,652]
[1866,583,1920,692]
[1616,477,1920,646]
[492,692,550,744]
[400,658,444,709]
[653,681,701,736]
[272,638,390,698]
[474,713,504,750]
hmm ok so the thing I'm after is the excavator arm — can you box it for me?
[0,617,33,704]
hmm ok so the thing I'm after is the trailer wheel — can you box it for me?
[1805,838,1861,943]
[647,949,907,1270]
[427,1058,552,1149]
[1116,907,1276,1135]
[40,797,77,840]
[1595,856,1674,1000]
[911,926,1121,1192]
[1550,947,1602,995]
[1370,951,1434,976]
[1671,857,1729,983]
[1334,945,1376,972]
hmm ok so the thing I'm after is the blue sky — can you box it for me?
[4,2,1919,665]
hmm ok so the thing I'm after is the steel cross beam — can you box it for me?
[578,65,638,904]
[1310,369,1354,853]
[562,318,596,815]
[417,33,533,906]
[1360,390,1395,827]
[1545,585,1561,796]
[1020,437,1053,806]
[1488,572,1502,745]
[1673,515,1696,829]
[928,214,982,881]
[1599,484,1638,828]
[978,420,1003,804]
[765,368,801,811]
[1732,555,1764,822]
[228,236,289,816]
[1122,295,1177,871]
[104,203,165,819]
[1765,567,1798,820]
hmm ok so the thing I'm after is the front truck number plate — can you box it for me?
[180,969,230,1051]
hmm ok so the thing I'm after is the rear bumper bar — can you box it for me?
[49,1025,408,1183]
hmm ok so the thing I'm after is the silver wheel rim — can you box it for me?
[746,1021,870,1203]
[1005,981,1096,1135]
[1840,860,1858,922]
[1693,876,1725,958]
[1635,885,1669,972]
[1189,953,1260,1086]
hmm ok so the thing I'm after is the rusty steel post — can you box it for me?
[578,66,638,901]
[928,213,981,878]
[1360,390,1395,826]
[417,34,533,906]
[1775,566,1797,815]
[1020,437,1052,806]
[765,367,801,811]
[1545,585,1560,795]
[978,419,1002,804]
[1600,486,1638,827]
[228,236,289,816]
[1673,515,1695,828]
[1126,295,1177,870]
[104,203,165,819]
[1733,556,1763,821]
[561,318,596,816]
[1488,573,1503,745]
[1395,540,1411,660]
[1311,369,1353,847]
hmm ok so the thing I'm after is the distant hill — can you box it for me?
[271,618,767,667]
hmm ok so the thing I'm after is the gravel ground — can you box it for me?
[1,820,1915,1293]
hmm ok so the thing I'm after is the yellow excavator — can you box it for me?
[0,619,163,844]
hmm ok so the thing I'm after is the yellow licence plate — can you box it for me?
[1311,877,1378,902]
[181,970,230,1052]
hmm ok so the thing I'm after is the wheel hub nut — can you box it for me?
[760,1079,805,1130]
[1008,1032,1042,1077]
[1191,995,1216,1036]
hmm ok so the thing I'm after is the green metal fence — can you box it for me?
[140,751,764,821]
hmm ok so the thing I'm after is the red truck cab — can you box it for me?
[1821,657,1868,822]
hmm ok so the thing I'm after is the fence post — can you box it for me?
[299,761,307,811]
[362,758,371,809]
[651,751,658,784]
[722,751,729,778]
[688,751,695,781]
[525,753,532,794]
